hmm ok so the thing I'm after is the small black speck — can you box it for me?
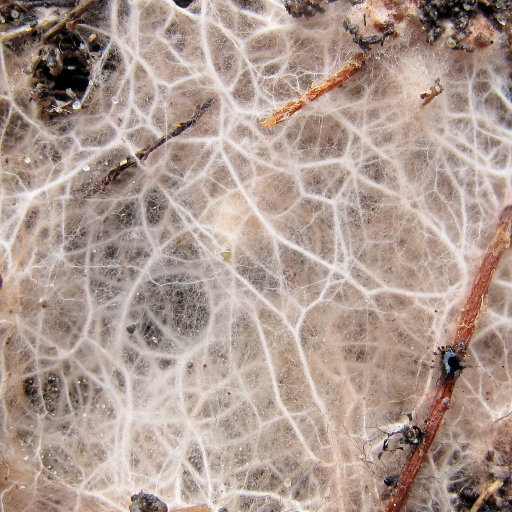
[384,475,398,488]
[126,324,136,334]
[219,508,229,512]
[187,362,193,369]
[173,0,194,7]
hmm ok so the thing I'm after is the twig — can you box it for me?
[382,205,512,512]
[2,0,76,7]
[0,21,38,41]
[261,52,365,128]
[41,0,99,43]
[16,0,76,6]
[84,99,214,197]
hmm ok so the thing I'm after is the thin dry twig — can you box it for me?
[42,0,99,43]
[382,204,512,512]
[0,21,38,41]
[16,0,76,6]
[261,52,365,128]
[84,99,214,198]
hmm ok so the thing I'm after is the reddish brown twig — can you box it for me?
[383,205,512,512]
[261,52,365,128]
[84,99,214,197]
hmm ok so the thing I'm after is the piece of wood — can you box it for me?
[262,53,365,127]
[382,205,512,512]
[84,99,214,197]
[42,0,100,43]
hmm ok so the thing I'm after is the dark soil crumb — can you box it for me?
[417,0,510,51]
[129,492,168,512]
[31,30,97,119]
[284,0,338,18]
[283,0,510,53]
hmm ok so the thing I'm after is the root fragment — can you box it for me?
[382,205,512,512]
[470,479,505,512]
[85,99,213,197]
[42,0,100,43]
[262,53,365,127]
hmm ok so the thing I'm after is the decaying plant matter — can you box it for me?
[382,205,512,512]
[41,0,99,43]
[85,99,214,197]
[262,0,509,127]
[420,78,444,107]
[261,53,364,127]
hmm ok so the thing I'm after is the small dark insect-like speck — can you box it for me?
[402,425,423,445]
[440,345,465,378]
[173,0,194,7]
[384,475,398,488]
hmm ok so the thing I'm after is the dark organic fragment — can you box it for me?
[342,20,395,50]
[401,425,424,445]
[418,0,510,51]
[86,99,214,196]
[384,475,398,488]
[284,0,338,18]
[420,78,444,107]
[459,487,480,506]
[173,0,195,6]
[343,20,359,35]
[129,492,168,512]
[0,0,106,119]
[30,30,95,119]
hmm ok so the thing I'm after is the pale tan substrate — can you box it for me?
[0,0,511,511]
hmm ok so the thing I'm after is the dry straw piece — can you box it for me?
[262,53,365,127]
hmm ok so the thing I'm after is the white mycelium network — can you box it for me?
[1,0,512,510]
